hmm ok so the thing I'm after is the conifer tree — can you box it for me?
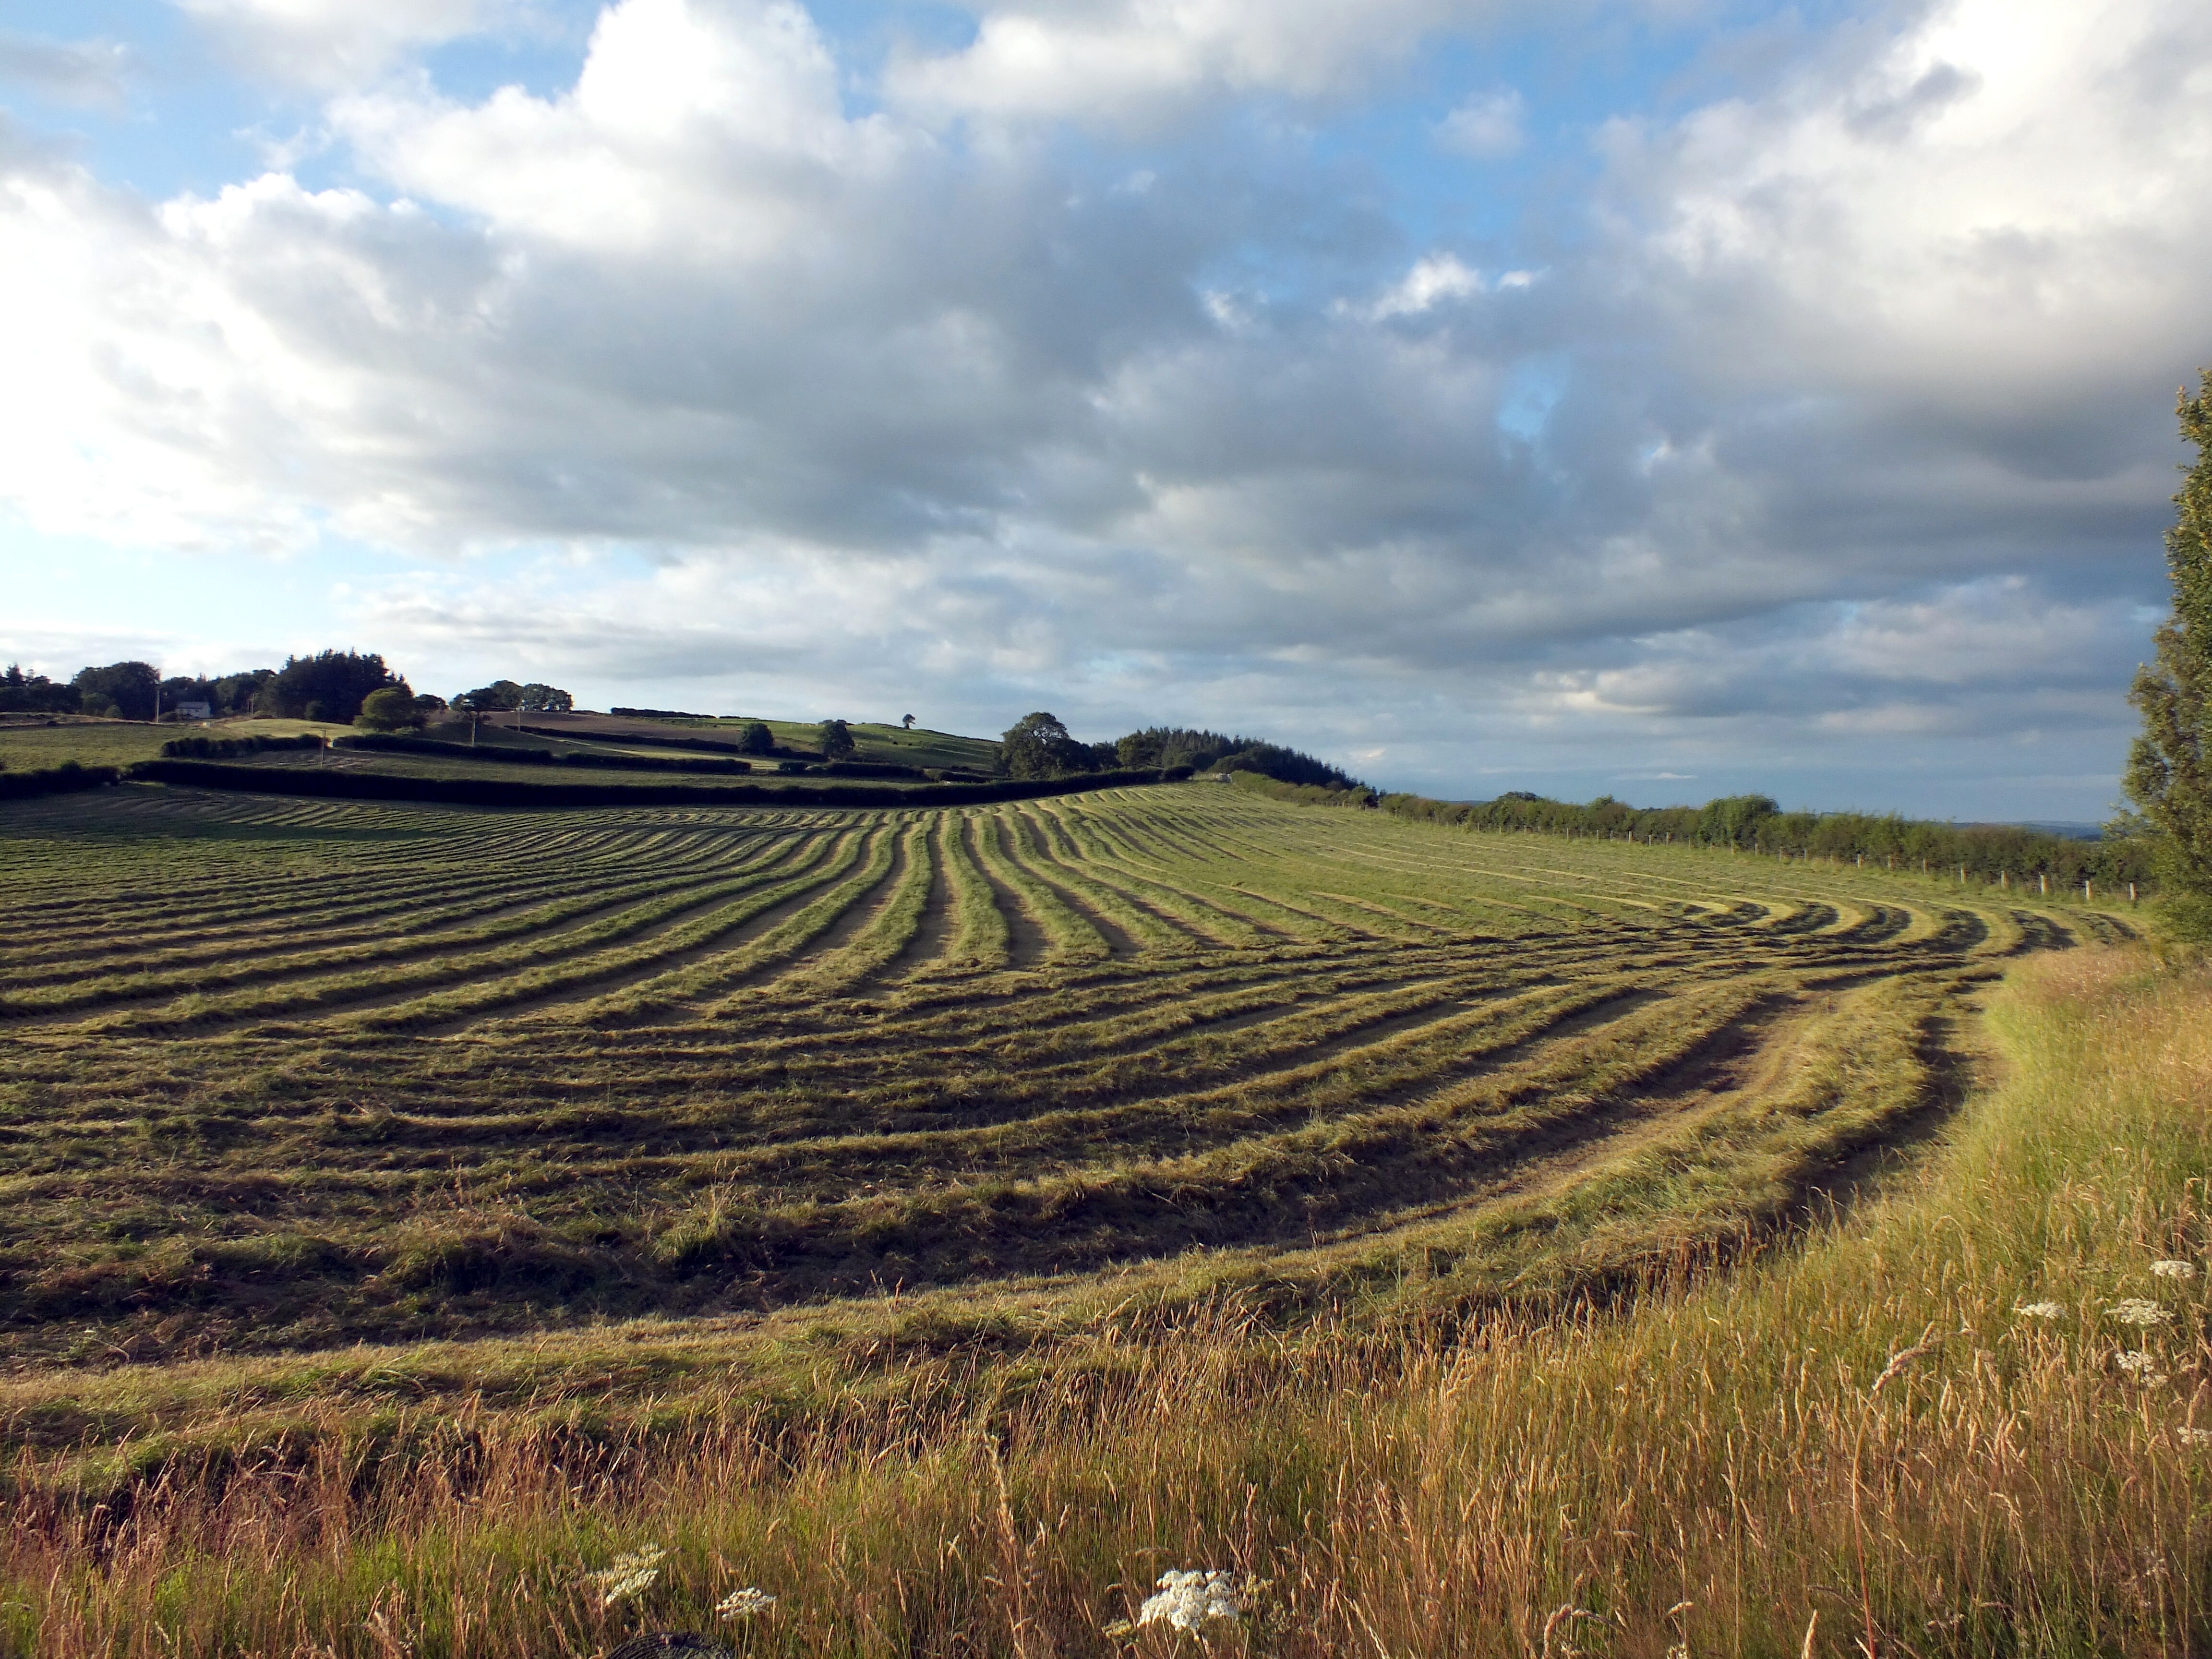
[2125,371,2212,932]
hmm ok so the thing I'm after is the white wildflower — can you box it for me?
[2150,1260,2196,1280]
[1135,1569,1257,1632]
[717,1587,777,1619]
[2013,1301,2066,1320]
[2111,1298,2173,1327]
[582,1544,666,1608]
[2176,1427,2212,1446]
[2116,1351,2169,1383]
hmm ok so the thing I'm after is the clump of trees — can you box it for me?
[165,669,275,719]
[1113,725,1364,789]
[736,721,775,756]
[3,660,340,720]
[999,712,1108,780]
[456,680,572,713]
[6,661,283,720]
[71,661,161,720]
[0,665,79,714]
[2125,370,2212,935]
[997,714,1366,788]
[817,719,856,761]
[263,651,407,723]
[1,650,585,729]
[355,687,453,733]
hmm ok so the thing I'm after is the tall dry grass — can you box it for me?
[3,947,2205,1658]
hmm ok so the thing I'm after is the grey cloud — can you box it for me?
[173,0,527,90]
[0,33,129,109]
[1844,60,1978,141]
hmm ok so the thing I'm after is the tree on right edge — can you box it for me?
[2126,370,2212,936]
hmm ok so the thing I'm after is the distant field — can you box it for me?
[735,717,1000,771]
[0,717,330,771]
[0,780,2123,1372]
[549,711,1000,771]
[0,712,1000,775]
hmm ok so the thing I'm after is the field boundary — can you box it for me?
[110,759,1178,810]
[0,762,120,801]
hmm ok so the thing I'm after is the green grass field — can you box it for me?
[761,718,999,771]
[0,713,1000,780]
[0,716,343,771]
[592,714,1000,772]
[1,779,2198,1657]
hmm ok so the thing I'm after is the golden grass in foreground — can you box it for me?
[3,946,2206,1656]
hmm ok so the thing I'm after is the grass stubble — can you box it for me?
[0,784,2199,1656]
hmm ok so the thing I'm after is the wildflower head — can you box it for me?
[717,1587,777,1620]
[2116,1351,2169,1383]
[2110,1298,2172,1327]
[1130,1569,1263,1633]
[2177,1427,2212,1446]
[582,1544,667,1609]
[2013,1301,2066,1320]
[2150,1259,2197,1280]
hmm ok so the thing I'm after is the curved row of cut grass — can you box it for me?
[69,832,839,1033]
[0,834,799,1014]
[0,781,2112,1358]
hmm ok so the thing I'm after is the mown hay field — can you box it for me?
[2,778,2184,1659]
[0,778,2118,1366]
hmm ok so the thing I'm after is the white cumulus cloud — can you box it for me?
[176,0,530,87]
[886,0,1501,125]
[1436,87,1524,157]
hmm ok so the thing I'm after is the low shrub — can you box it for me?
[158,734,323,760]
[819,760,928,780]
[338,735,752,774]
[0,761,121,802]
[550,727,750,757]
[123,759,1180,809]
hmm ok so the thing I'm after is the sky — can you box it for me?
[0,0,2207,819]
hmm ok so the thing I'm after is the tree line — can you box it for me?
[2124,370,2212,933]
[1375,788,2154,892]
[996,712,1363,789]
[0,653,575,730]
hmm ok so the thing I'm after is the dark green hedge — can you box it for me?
[0,761,122,801]
[527,725,753,757]
[1372,788,2154,891]
[121,760,1175,809]
[159,733,324,759]
[818,759,929,780]
[337,734,754,774]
